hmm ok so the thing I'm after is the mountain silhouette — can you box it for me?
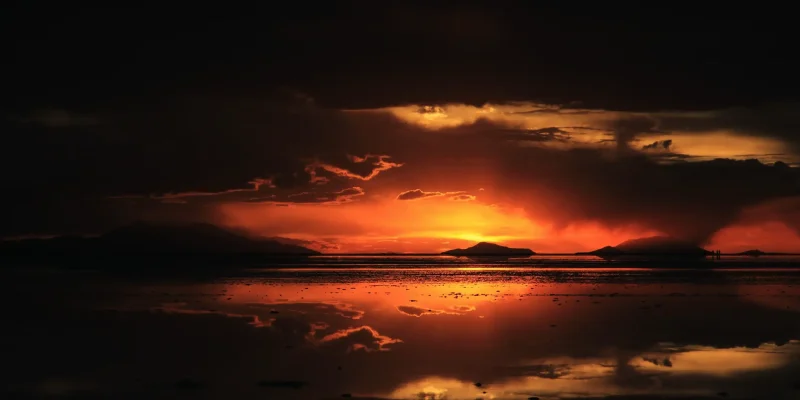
[0,222,320,260]
[578,236,709,260]
[736,249,766,257]
[616,236,709,256]
[442,242,535,256]
[730,249,799,257]
[576,245,625,256]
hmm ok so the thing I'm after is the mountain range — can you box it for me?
[442,242,536,256]
[0,222,319,259]
[2,227,788,264]
[577,236,710,258]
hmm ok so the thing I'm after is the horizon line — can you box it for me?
[313,252,800,256]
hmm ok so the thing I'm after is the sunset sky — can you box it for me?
[4,4,800,253]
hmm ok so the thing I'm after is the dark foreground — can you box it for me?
[4,254,800,271]
[2,263,800,399]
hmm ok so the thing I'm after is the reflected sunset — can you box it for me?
[5,3,800,400]
[60,268,797,399]
[219,196,665,253]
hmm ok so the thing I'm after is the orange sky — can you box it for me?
[205,103,800,254]
[7,7,800,258]
[71,101,797,254]
[219,195,666,253]
[219,196,800,253]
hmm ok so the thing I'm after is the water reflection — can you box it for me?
[3,268,800,399]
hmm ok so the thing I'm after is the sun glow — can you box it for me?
[219,196,545,253]
[348,103,799,163]
[218,193,660,253]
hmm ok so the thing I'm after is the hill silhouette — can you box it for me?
[736,249,766,257]
[442,242,535,256]
[577,245,625,256]
[578,236,710,260]
[98,222,318,254]
[616,236,709,256]
[0,222,319,265]
[732,249,800,257]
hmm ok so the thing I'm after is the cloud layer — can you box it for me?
[3,97,800,250]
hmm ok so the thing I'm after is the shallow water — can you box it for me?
[3,266,800,399]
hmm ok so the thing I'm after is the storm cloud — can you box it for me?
[2,95,799,246]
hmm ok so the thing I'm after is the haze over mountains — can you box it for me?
[578,236,710,258]
[0,222,320,258]
[440,237,725,259]
[442,242,536,256]
[1,225,790,265]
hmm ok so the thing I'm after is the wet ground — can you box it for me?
[3,265,800,399]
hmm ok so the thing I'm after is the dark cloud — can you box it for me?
[278,187,365,204]
[450,194,476,201]
[496,152,798,244]
[3,4,800,248]
[604,115,665,150]
[417,106,445,114]
[645,152,699,164]
[396,189,446,201]
[0,93,402,235]
[7,4,799,115]
[267,237,340,251]
[510,105,601,115]
[642,356,673,367]
[638,139,696,164]
[396,189,474,202]
[724,196,800,235]
[378,115,799,244]
[13,109,100,128]
[498,127,572,143]
[657,104,800,152]
[2,95,799,245]
[494,364,571,379]
[311,154,403,181]
[642,139,672,150]
[373,113,798,244]
[111,178,275,203]
[109,184,365,207]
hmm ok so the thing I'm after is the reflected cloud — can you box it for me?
[255,302,365,320]
[633,341,800,376]
[319,326,402,352]
[236,301,365,320]
[384,374,623,400]
[319,302,365,320]
[396,305,457,317]
[397,304,477,317]
[30,273,798,399]
[152,303,272,328]
[381,340,800,399]
[153,300,399,355]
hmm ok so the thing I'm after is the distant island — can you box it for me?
[0,222,319,266]
[442,242,535,256]
[580,245,625,256]
[577,236,709,259]
[733,249,798,257]
[736,249,766,257]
